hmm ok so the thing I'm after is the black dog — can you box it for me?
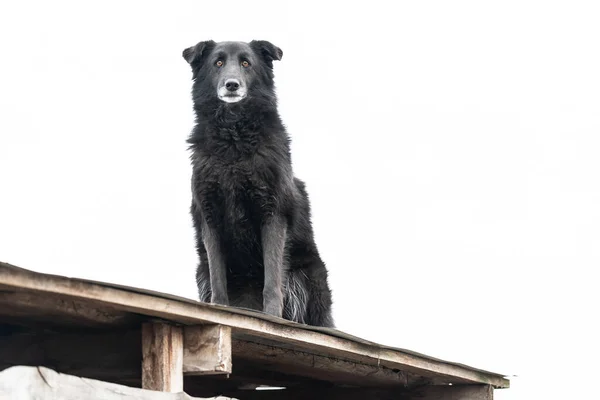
[183,40,334,327]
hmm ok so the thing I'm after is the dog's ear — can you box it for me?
[250,40,283,65]
[183,40,216,66]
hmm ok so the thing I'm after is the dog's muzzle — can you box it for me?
[218,79,247,103]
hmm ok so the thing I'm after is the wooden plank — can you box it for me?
[406,384,493,400]
[0,263,510,388]
[0,290,140,328]
[233,340,416,387]
[183,325,232,375]
[0,366,208,399]
[142,322,184,393]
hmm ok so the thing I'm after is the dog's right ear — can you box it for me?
[182,40,216,66]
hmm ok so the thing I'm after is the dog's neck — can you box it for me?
[193,98,282,131]
[189,99,288,153]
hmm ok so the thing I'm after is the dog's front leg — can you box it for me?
[261,215,287,317]
[202,219,229,306]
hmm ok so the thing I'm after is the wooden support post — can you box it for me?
[142,322,184,393]
[183,324,232,375]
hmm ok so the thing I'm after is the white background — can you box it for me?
[1,1,599,399]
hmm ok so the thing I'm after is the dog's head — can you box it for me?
[183,40,282,105]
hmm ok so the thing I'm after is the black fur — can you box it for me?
[184,40,334,327]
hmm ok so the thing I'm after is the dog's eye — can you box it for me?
[241,60,250,68]
[216,60,223,67]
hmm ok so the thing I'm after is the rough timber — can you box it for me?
[0,262,509,399]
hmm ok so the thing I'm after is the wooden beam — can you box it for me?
[0,290,140,328]
[0,263,510,388]
[183,325,232,375]
[406,384,493,400]
[142,322,184,393]
[233,340,416,387]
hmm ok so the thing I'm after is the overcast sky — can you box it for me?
[1,1,599,399]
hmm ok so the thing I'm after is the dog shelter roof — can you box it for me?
[0,261,509,391]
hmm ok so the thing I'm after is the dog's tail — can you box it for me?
[284,266,335,328]
[304,263,335,328]
[283,269,309,324]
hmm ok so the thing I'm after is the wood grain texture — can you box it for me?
[142,322,184,393]
[233,339,415,387]
[183,325,232,375]
[0,290,139,328]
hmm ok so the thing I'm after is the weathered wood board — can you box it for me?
[142,322,184,392]
[184,325,232,375]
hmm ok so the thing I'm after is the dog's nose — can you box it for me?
[225,79,240,92]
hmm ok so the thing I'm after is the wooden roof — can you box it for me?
[0,261,509,398]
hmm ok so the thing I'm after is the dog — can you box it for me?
[183,40,334,327]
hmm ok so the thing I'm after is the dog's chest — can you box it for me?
[194,148,281,219]
[197,150,271,188]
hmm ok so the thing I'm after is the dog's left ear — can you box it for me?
[250,40,283,65]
